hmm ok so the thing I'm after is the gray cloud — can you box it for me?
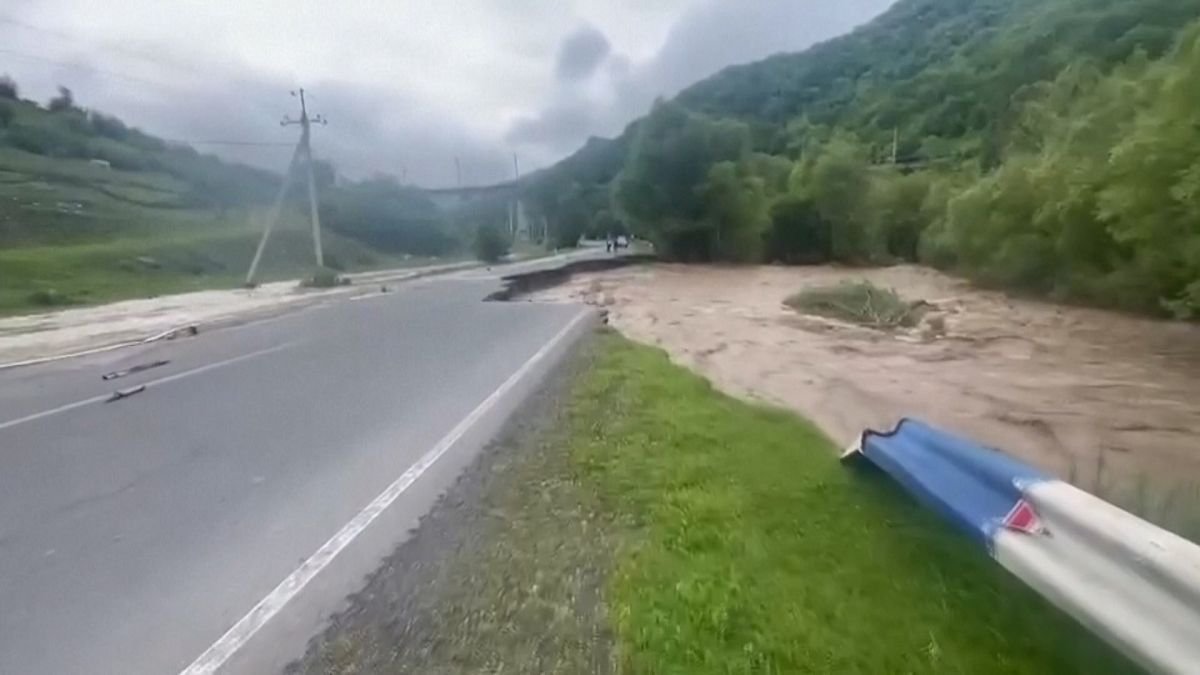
[3,1,895,185]
[555,24,611,81]
[508,0,897,161]
[506,99,594,149]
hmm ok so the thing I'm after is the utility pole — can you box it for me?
[510,153,521,240]
[891,126,899,166]
[245,88,327,286]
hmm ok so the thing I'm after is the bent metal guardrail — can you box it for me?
[843,419,1200,675]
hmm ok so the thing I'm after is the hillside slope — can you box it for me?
[526,0,1200,317]
[0,88,461,314]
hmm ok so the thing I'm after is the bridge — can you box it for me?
[420,180,535,239]
[421,180,518,211]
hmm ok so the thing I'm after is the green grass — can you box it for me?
[0,223,453,316]
[571,332,1137,674]
[0,146,468,315]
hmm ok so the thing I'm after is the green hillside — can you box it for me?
[0,83,465,315]
[526,0,1200,317]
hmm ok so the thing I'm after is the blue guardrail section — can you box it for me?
[858,418,1050,549]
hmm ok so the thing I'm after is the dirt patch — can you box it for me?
[286,341,617,675]
[0,261,472,365]
[529,264,1200,493]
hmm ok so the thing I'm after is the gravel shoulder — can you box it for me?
[0,262,475,366]
[285,336,618,675]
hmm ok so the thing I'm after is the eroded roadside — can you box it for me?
[286,339,618,675]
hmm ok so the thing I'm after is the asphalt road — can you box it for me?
[0,256,599,675]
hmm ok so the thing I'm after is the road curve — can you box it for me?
[0,259,598,674]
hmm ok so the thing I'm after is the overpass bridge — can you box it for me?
[420,181,535,239]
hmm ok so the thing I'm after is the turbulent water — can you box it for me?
[532,263,1200,493]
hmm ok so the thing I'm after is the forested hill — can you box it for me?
[524,0,1200,318]
[676,0,1194,156]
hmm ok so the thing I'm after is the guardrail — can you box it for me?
[843,419,1200,675]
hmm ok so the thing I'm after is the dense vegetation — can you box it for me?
[524,0,1200,317]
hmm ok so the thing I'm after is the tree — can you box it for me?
[321,176,454,256]
[614,100,750,260]
[767,194,830,263]
[473,223,510,262]
[699,160,769,262]
[89,112,130,141]
[866,170,934,261]
[0,75,17,100]
[805,135,872,262]
[47,86,75,113]
[588,209,626,239]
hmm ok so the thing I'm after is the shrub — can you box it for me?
[87,139,150,171]
[322,253,344,271]
[301,267,345,288]
[89,112,130,141]
[785,280,923,328]
[47,86,75,113]
[5,123,87,157]
[0,75,17,100]
[27,289,77,307]
[473,223,510,262]
[766,194,830,263]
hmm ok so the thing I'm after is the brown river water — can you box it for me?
[531,263,1200,494]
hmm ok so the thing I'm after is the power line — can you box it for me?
[1,44,297,151]
[169,140,295,148]
[0,47,171,88]
[0,15,204,77]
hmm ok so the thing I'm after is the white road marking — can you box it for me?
[0,344,293,432]
[179,309,592,675]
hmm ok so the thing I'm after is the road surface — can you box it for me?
[0,255,602,674]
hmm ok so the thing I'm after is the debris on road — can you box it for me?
[101,360,170,381]
[106,385,146,402]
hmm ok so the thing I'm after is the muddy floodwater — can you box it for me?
[532,264,1200,492]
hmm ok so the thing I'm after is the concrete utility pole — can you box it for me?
[245,88,328,286]
[510,153,521,240]
[891,126,899,165]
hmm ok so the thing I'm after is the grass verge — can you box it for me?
[0,229,457,316]
[293,331,1137,674]
[576,332,1132,674]
[785,279,923,328]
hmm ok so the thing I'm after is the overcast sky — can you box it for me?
[1,0,894,187]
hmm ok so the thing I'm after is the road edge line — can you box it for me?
[179,308,594,675]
